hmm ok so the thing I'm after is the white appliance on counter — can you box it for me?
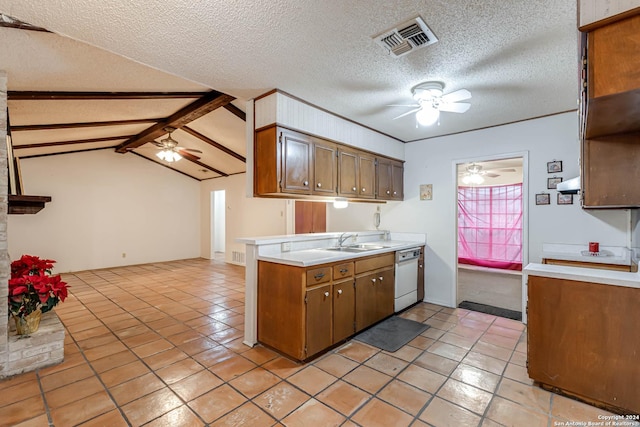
[394,247,422,312]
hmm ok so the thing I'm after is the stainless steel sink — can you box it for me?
[322,244,386,252]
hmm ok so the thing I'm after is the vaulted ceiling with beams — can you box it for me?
[2,19,247,181]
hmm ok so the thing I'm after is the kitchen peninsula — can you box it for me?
[237,231,426,360]
[524,248,640,415]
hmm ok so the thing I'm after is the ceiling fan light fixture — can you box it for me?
[416,105,439,126]
[462,173,484,185]
[156,149,182,162]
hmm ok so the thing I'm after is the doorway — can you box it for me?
[211,190,226,260]
[454,154,528,317]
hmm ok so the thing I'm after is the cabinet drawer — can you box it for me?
[355,253,394,275]
[306,266,331,286]
[333,262,354,279]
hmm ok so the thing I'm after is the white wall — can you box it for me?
[8,150,201,273]
[329,112,630,307]
[200,173,289,263]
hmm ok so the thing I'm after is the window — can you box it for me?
[458,183,522,270]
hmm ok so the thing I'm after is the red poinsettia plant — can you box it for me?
[8,255,69,319]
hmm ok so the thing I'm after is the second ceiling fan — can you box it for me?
[153,127,203,163]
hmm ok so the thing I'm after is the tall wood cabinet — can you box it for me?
[581,14,640,207]
[257,253,394,361]
[527,275,640,414]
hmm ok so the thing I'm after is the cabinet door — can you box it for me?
[338,149,359,196]
[358,154,376,199]
[376,158,392,200]
[417,250,425,302]
[355,272,378,331]
[374,267,395,321]
[306,285,333,358]
[313,142,337,196]
[333,279,355,343]
[391,161,404,200]
[282,130,312,194]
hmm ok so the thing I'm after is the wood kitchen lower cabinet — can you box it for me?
[354,253,395,332]
[257,253,394,361]
[527,275,640,415]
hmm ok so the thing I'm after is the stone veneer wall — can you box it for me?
[0,71,9,376]
[0,71,65,378]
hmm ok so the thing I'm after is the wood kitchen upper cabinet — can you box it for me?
[337,148,376,199]
[527,275,640,415]
[255,124,402,201]
[281,128,312,194]
[580,14,640,207]
[313,140,337,196]
[377,157,404,201]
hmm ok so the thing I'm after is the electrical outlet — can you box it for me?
[281,242,291,252]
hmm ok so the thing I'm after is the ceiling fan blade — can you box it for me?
[182,148,203,154]
[441,89,471,103]
[439,102,471,113]
[485,173,500,178]
[177,149,201,160]
[152,141,164,148]
[392,107,422,120]
[496,168,517,173]
[386,103,420,107]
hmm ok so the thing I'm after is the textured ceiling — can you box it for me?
[0,0,579,143]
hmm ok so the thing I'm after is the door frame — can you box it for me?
[451,151,529,322]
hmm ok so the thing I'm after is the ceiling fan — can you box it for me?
[459,163,517,185]
[390,81,471,126]
[153,127,203,162]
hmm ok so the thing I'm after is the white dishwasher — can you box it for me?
[394,247,421,312]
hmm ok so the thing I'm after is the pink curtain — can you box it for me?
[458,184,523,271]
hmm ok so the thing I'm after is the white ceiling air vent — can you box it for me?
[373,16,438,58]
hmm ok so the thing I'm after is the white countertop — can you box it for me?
[524,263,640,289]
[257,240,424,267]
[541,243,633,266]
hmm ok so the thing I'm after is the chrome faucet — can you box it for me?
[338,232,357,247]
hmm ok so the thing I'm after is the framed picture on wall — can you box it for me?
[547,176,563,189]
[535,193,550,205]
[557,193,573,205]
[547,160,563,173]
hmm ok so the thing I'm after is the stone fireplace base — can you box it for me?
[3,311,65,378]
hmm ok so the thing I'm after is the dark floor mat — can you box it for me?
[459,300,522,321]
[355,316,430,352]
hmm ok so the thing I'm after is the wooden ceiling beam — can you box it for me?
[180,151,229,176]
[181,126,246,163]
[223,104,246,121]
[115,91,235,153]
[8,91,209,101]
[11,118,162,132]
[14,135,133,150]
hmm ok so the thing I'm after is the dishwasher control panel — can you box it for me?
[396,247,421,262]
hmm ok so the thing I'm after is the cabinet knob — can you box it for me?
[337,289,343,295]
[352,186,357,191]
[317,182,322,188]
[386,190,390,194]
[303,180,309,186]
[339,268,348,274]
[393,191,397,195]
[419,264,423,268]
[314,273,325,280]
[371,278,376,284]
[379,276,384,281]
[324,291,329,297]
[362,188,366,192]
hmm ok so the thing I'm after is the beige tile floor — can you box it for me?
[0,258,628,426]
